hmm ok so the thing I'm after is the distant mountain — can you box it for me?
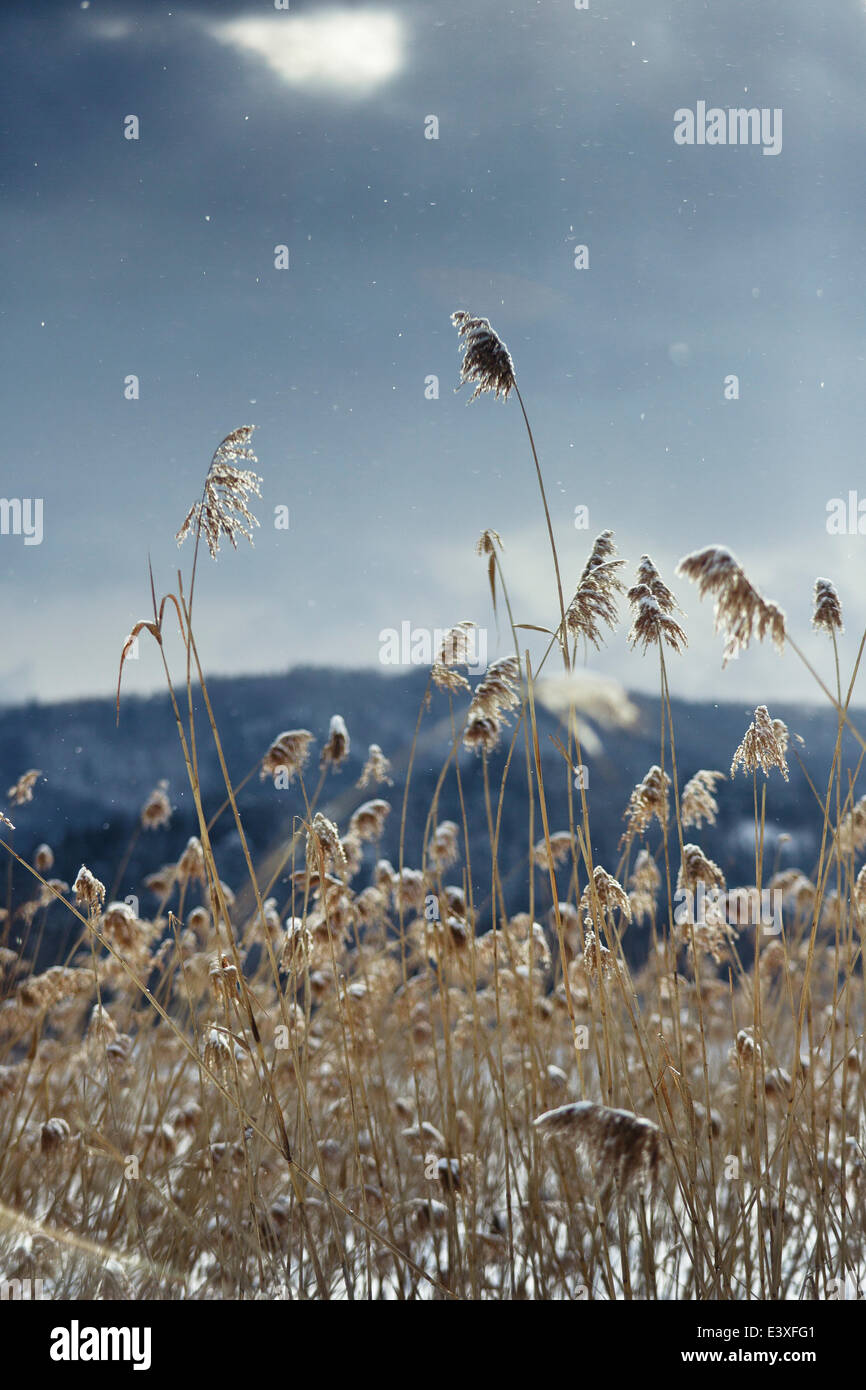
[0,665,859,965]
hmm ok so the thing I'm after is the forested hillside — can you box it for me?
[0,665,853,965]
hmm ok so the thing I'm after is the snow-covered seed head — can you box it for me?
[73,865,106,913]
[533,1101,662,1194]
[349,798,391,842]
[261,729,314,784]
[565,532,626,650]
[177,836,206,883]
[627,556,687,654]
[34,843,54,873]
[812,578,843,636]
[40,1116,74,1157]
[321,715,350,770]
[305,812,347,876]
[140,779,172,829]
[356,744,393,789]
[731,705,790,781]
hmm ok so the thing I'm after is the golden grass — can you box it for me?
[0,323,864,1300]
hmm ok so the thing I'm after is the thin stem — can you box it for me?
[514,384,570,671]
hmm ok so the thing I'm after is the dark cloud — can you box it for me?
[2,0,865,704]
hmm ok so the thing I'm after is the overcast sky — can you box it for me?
[2,0,866,710]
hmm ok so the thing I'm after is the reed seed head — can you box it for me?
[430,820,460,870]
[677,843,726,895]
[177,836,206,883]
[261,729,314,784]
[349,799,391,842]
[73,865,106,913]
[676,545,786,665]
[812,578,843,636]
[176,426,262,559]
[467,656,520,723]
[280,917,313,974]
[627,556,687,654]
[680,770,725,829]
[34,843,54,873]
[16,965,93,1013]
[533,1101,662,1194]
[306,812,347,876]
[532,831,573,872]
[41,1116,73,1156]
[321,715,350,770]
[357,744,393,788]
[141,780,172,830]
[622,765,670,843]
[628,849,661,925]
[565,532,626,649]
[101,901,144,949]
[7,769,41,806]
[476,528,503,555]
[837,795,866,856]
[583,929,617,979]
[432,621,477,693]
[731,705,790,781]
[202,1024,233,1080]
[580,865,631,926]
[452,310,516,403]
[462,715,500,756]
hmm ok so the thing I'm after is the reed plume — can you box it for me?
[565,531,626,649]
[73,864,106,913]
[533,1101,662,1195]
[431,621,477,693]
[321,715,350,770]
[621,765,670,843]
[680,770,725,829]
[451,311,516,403]
[627,555,687,654]
[141,780,172,829]
[357,744,393,788]
[463,656,520,755]
[812,578,843,635]
[176,425,262,560]
[676,545,785,665]
[260,729,315,784]
[7,769,41,805]
[731,705,790,781]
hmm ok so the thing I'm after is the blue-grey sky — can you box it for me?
[2,0,866,708]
